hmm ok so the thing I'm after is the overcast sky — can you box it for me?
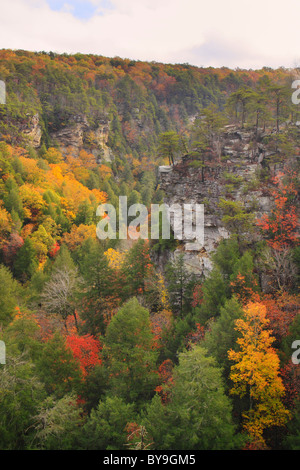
[0,0,299,69]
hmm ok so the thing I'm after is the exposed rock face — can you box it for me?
[91,121,113,162]
[51,115,113,162]
[23,113,42,148]
[157,127,277,277]
[52,122,87,150]
[24,113,113,163]
[159,164,229,276]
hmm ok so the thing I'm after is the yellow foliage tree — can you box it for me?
[44,147,64,164]
[228,302,290,448]
[31,224,55,262]
[0,204,12,247]
[20,156,44,185]
[156,273,170,310]
[19,184,45,221]
[104,248,127,270]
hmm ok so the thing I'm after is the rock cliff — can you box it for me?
[23,113,42,148]
[24,113,113,163]
[157,126,281,277]
[51,115,113,163]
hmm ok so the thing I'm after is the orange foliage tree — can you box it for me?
[230,272,260,305]
[62,224,97,251]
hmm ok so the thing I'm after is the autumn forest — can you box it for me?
[0,49,299,451]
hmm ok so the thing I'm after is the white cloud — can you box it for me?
[0,0,299,68]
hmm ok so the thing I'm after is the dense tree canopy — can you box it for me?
[0,49,299,451]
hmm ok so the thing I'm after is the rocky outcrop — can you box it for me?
[52,122,86,150]
[157,127,277,277]
[24,113,113,163]
[51,116,113,163]
[90,121,113,162]
[23,113,42,148]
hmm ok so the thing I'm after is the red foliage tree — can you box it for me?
[191,284,204,308]
[280,362,300,409]
[185,323,206,348]
[154,359,174,403]
[66,334,102,377]
[256,171,299,250]
[49,241,60,258]
[261,293,300,342]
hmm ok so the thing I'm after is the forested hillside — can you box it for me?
[0,49,299,451]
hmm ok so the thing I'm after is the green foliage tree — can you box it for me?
[104,298,158,403]
[3,310,41,361]
[80,396,136,450]
[121,239,154,298]
[143,345,238,450]
[188,103,226,176]
[187,139,209,182]
[229,250,260,300]
[212,237,240,280]
[3,177,24,221]
[0,264,21,326]
[140,394,171,450]
[13,237,38,282]
[202,296,244,378]
[165,254,196,316]
[195,266,228,324]
[0,354,45,449]
[246,89,270,133]
[75,199,95,226]
[283,399,300,450]
[80,363,109,413]
[226,87,257,128]
[269,83,290,133]
[218,198,255,250]
[76,238,117,335]
[157,131,180,166]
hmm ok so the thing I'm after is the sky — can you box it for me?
[0,0,300,69]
